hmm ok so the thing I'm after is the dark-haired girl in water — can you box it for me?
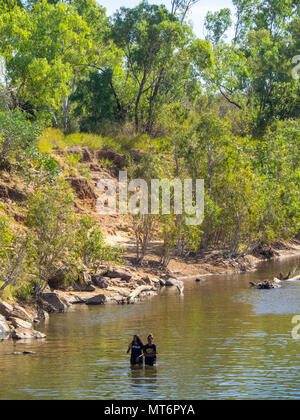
[127,335,144,366]
[143,333,157,367]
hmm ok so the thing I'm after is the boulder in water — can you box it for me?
[12,328,46,340]
[85,294,106,305]
[0,300,32,323]
[38,292,68,313]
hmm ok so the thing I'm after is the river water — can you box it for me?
[0,256,299,400]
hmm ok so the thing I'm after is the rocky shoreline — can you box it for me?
[1,245,299,342]
[0,266,170,341]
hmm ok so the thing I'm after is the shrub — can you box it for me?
[0,111,41,164]
[75,216,123,271]
[0,216,28,293]
[25,181,78,292]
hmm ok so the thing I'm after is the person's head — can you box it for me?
[133,335,143,346]
[147,333,154,344]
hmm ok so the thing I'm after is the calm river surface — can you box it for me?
[0,256,299,400]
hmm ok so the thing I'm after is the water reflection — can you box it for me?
[128,366,158,398]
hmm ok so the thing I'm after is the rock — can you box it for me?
[37,297,57,314]
[12,328,46,340]
[85,294,106,305]
[0,300,32,323]
[59,293,85,305]
[96,150,127,169]
[12,351,36,355]
[66,177,97,201]
[48,269,69,290]
[142,276,152,285]
[80,147,94,163]
[253,244,279,259]
[39,292,68,313]
[108,295,127,305]
[83,284,96,292]
[196,278,205,283]
[8,317,32,330]
[159,279,166,287]
[0,315,11,340]
[91,275,110,289]
[165,279,184,288]
[104,270,132,282]
[151,278,160,285]
[60,147,94,163]
[0,183,27,202]
[74,272,95,292]
[136,279,146,286]
[161,273,176,280]
[165,278,184,295]
[36,308,50,322]
[90,163,102,172]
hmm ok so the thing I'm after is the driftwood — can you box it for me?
[127,286,156,303]
[107,287,130,298]
[250,273,299,289]
[287,275,300,282]
[249,280,281,290]
[279,272,291,281]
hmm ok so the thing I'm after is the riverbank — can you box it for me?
[1,240,299,342]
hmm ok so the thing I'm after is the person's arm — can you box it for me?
[127,342,132,354]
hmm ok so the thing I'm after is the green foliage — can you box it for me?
[205,8,232,44]
[25,182,77,291]
[0,0,299,272]
[0,110,41,163]
[71,69,123,133]
[0,216,28,293]
[0,0,112,122]
[75,216,123,270]
[110,1,199,132]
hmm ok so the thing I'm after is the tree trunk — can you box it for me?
[135,70,147,132]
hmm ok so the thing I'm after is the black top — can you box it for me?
[143,344,157,365]
[130,342,143,364]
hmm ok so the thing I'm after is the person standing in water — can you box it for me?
[143,333,157,366]
[127,335,144,366]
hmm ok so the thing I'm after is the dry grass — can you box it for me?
[38,128,153,155]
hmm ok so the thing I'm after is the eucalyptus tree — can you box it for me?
[0,0,114,127]
[110,2,185,132]
[205,9,232,45]
[171,0,200,22]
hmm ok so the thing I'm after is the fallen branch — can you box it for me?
[107,287,130,298]
[127,286,156,303]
